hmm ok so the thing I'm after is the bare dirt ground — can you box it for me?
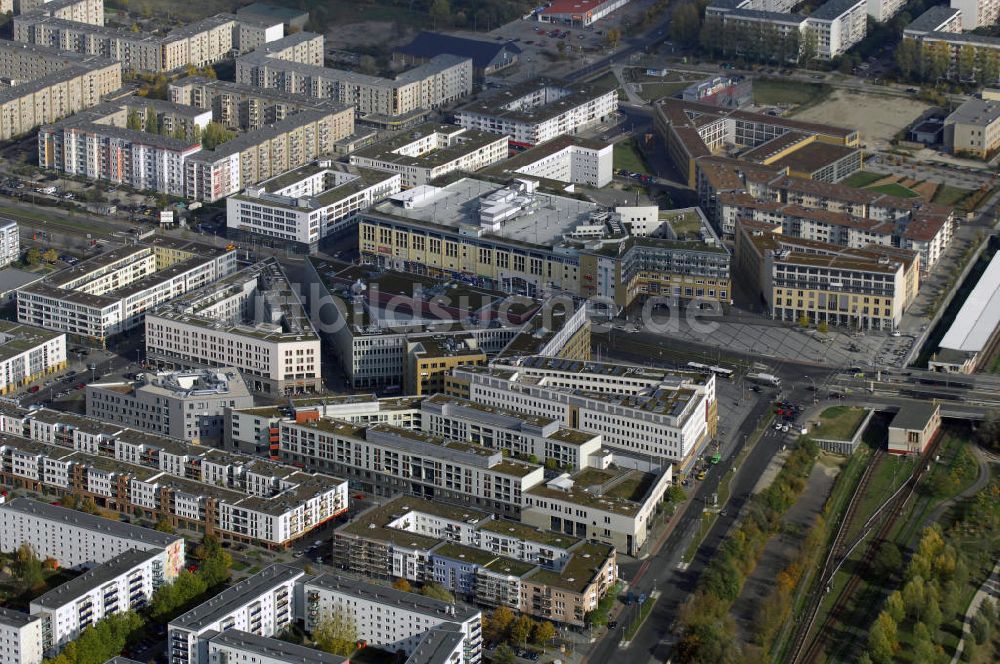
[731,454,845,643]
[790,89,931,150]
[325,21,417,51]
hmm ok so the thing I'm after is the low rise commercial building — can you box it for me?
[86,368,254,443]
[536,0,631,25]
[395,31,520,79]
[226,162,400,251]
[0,497,185,574]
[236,52,472,128]
[168,565,304,664]
[145,259,321,395]
[482,135,613,188]
[929,250,1000,373]
[349,124,509,188]
[16,239,236,346]
[406,336,487,396]
[944,97,1000,158]
[0,320,66,395]
[455,78,617,148]
[887,403,941,455]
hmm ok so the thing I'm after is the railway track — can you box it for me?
[792,437,943,663]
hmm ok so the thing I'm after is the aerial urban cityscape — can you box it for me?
[0,1,996,664]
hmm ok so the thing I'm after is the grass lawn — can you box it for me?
[812,406,868,441]
[866,182,920,198]
[584,71,621,91]
[662,209,703,240]
[840,171,884,188]
[613,140,651,175]
[753,78,830,107]
[932,184,974,206]
[638,81,689,101]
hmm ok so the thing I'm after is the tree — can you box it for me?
[429,0,450,28]
[358,55,377,75]
[873,542,902,580]
[144,105,159,134]
[798,314,810,328]
[25,247,42,265]
[867,611,897,664]
[42,248,58,263]
[419,582,455,603]
[606,27,621,49]
[313,609,357,657]
[484,606,515,643]
[154,518,175,534]
[392,578,412,593]
[200,122,235,150]
[493,644,516,664]
[902,575,926,620]
[885,590,905,623]
[202,65,217,80]
[670,3,701,49]
[817,320,829,334]
[800,28,818,66]
[532,620,556,645]
[958,44,976,82]
[126,109,142,131]
[510,615,534,645]
[699,16,724,58]
[976,410,1000,453]
[16,542,44,592]
[895,38,918,81]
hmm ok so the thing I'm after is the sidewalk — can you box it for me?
[951,563,1000,664]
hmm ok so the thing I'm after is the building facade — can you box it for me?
[0,321,66,395]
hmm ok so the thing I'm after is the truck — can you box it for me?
[746,372,782,388]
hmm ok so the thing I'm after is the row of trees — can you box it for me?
[126,106,234,149]
[483,606,556,647]
[895,39,1000,86]
[675,438,820,663]
[697,16,818,66]
[392,578,456,603]
[43,611,143,664]
[149,535,232,620]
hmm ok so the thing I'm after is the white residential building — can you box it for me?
[952,0,1000,29]
[145,259,321,395]
[0,497,185,575]
[302,574,483,663]
[16,239,237,345]
[0,608,42,664]
[866,0,907,21]
[29,548,169,656]
[455,78,618,148]
[168,565,304,664]
[0,219,19,268]
[226,162,401,251]
[486,135,613,188]
[86,368,254,443]
[807,0,868,59]
[205,631,347,664]
[0,321,66,395]
[348,124,509,188]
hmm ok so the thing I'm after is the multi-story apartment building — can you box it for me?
[951,0,1000,29]
[333,498,618,625]
[0,608,42,664]
[866,0,908,21]
[29,548,169,656]
[303,574,483,663]
[0,321,66,395]
[16,239,237,346]
[452,356,717,476]
[144,259,321,395]
[0,41,121,141]
[303,259,531,389]
[734,218,920,330]
[454,78,618,148]
[86,368,254,443]
[184,107,355,202]
[226,162,401,252]
[483,135,613,188]
[0,412,350,547]
[807,0,868,58]
[0,497,185,574]
[349,124,509,188]
[168,565,304,664]
[236,52,473,128]
[168,77,340,132]
[246,30,324,65]
[279,418,544,518]
[203,631,347,664]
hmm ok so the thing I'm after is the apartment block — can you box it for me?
[482,135,614,188]
[168,565,304,664]
[455,78,618,148]
[302,574,482,662]
[145,259,320,395]
[204,631,347,664]
[29,548,169,656]
[236,52,472,128]
[226,162,401,251]
[248,31,324,66]
[0,497,185,574]
[0,321,66,395]
[86,368,254,443]
[349,124,509,188]
[903,5,964,37]
[184,106,355,202]
[0,608,42,664]
[16,238,237,345]
[944,97,1000,158]
[952,0,1000,28]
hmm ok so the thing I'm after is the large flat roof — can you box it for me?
[938,250,1000,353]
[208,630,346,664]
[31,548,161,609]
[305,573,479,621]
[170,565,303,632]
